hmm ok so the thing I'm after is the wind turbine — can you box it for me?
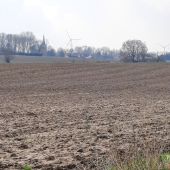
[66,32,81,50]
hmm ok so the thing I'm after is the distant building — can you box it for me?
[39,35,47,56]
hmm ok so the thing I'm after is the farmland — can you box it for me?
[0,63,170,169]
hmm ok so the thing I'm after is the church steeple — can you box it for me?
[42,35,46,45]
[40,35,47,56]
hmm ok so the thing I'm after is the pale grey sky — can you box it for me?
[0,0,170,51]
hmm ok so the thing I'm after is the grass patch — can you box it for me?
[23,164,32,170]
[110,153,170,170]
[161,153,170,164]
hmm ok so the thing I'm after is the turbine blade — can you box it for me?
[72,39,81,41]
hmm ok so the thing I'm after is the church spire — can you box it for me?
[43,35,46,44]
[40,35,47,56]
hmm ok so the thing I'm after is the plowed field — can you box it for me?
[0,63,170,169]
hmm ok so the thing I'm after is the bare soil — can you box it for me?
[0,63,170,169]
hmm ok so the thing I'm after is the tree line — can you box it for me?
[0,31,166,63]
[0,32,119,60]
[56,46,119,61]
[0,32,55,56]
[57,40,163,62]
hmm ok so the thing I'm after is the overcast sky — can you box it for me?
[0,0,170,51]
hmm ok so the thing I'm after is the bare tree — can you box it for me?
[120,40,148,62]
[2,43,14,63]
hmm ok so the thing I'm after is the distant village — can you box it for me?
[0,32,170,62]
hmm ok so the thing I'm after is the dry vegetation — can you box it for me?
[0,63,170,170]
